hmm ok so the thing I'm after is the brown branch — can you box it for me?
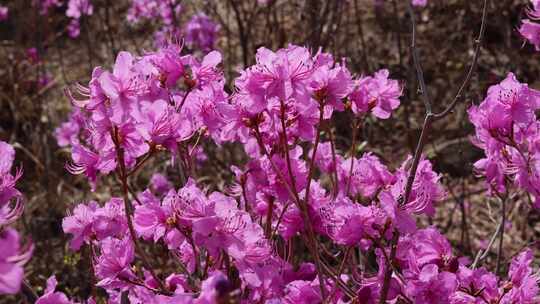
[433,0,488,119]
[380,1,489,301]
[111,128,168,293]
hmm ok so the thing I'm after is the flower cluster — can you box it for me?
[32,0,219,48]
[65,0,93,38]
[126,0,219,50]
[127,0,183,46]
[59,45,223,189]
[0,141,32,295]
[469,73,540,205]
[33,0,93,38]
[184,13,220,52]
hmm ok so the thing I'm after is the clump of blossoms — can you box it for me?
[469,73,540,204]
[184,13,220,52]
[33,0,93,38]
[48,38,540,303]
[65,0,93,38]
[33,0,219,47]
[0,141,32,295]
[127,0,183,46]
[126,0,219,50]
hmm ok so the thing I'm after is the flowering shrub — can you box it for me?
[2,0,540,303]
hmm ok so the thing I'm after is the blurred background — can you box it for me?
[1,0,539,302]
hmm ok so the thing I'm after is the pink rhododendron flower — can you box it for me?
[95,236,137,289]
[392,156,446,217]
[63,198,127,250]
[66,0,93,19]
[520,19,540,51]
[350,69,402,119]
[469,73,540,204]
[0,6,8,21]
[0,228,32,295]
[36,276,73,304]
[184,13,220,52]
[412,0,428,7]
[0,141,22,208]
[150,173,173,195]
[406,264,457,304]
[501,249,540,303]
[321,195,382,248]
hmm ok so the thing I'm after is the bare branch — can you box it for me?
[406,3,432,114]
[434,0,489,119]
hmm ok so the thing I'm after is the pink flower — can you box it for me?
[312,142,341,173]
[67,19,81,38]
[36,276,73,304]
[184,81,231,139]
[397,228,458,274]
[392,156,445,217]
[184,13,220,52]
[283,280,322,304]
[95,237,137,289]
[412,0,428,7]
[322,195,381,248]
[127,0,181,26]
[188,51,223,89]
[520,19,540,51]
[501,249,540,304]
[98,51,141,124]
[136,99,183,149]
[55,109,84,147]
[338,152,393,198]
[0,228,32,295]
[0,6,8,21]
[134,189,184,249]
[66,144,115,190]
[406,264,457,304]
[0,141,22,208]
[194,271,230,304]
[150,173,173,195]
[66,0,93,19]
[62,201,99,250]
[350,69,402,119]
[234,45,315,114]
[63,198,127,251]
[452,266,499,303]
[469,73,540,202]
[141,43,187,89]
[528,0,540,18]
[308,60,353,113]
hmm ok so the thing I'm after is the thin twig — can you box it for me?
[472,215,503,269]
[434,0,488,119]
[380,2,489,302]
[346,118,359,196]
[406,3,432,114]
[20,280,38,303]
[496,194,506,276]
[111,128,167,293]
